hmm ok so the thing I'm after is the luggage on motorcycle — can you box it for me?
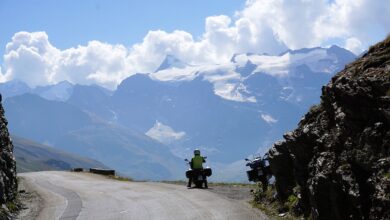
[247,169,259,182]
[204,167,212,177]
[186,170,193,178]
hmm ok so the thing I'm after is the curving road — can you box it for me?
[20,171,268,220]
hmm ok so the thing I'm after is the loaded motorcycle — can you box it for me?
[245,155,272,183]
[184,157,212,188]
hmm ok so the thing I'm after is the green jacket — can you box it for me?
[191,155,205,169]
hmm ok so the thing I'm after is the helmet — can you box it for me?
[194,149,200,155]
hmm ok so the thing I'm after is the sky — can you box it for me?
[0,0,245,55]
[0,0,389,89]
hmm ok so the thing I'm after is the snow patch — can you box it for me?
[238,48,339,77]
[146,121,186,144]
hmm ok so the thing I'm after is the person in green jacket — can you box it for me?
[187,149,206,188]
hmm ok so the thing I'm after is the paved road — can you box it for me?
[20,171,268,220]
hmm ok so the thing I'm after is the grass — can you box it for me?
[251,183,302,220]
[285,194,299,211]
[5,201,19,213]
[107,175,134,182]
[0,196,23,220]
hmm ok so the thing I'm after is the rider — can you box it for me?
[187,149,206,188]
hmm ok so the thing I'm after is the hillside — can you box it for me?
[268,36,390,219]
[12,135,108,173]
[4,94,183,180]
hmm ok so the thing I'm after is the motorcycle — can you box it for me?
[184,157,212,188]
[245,155,271,182]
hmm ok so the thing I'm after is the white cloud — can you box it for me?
[261,114,278,124]
[345,37,362,55]
[56,40,130,89]
[3,32,133,89]
[1,0,389,89]
[146,121,186,145]
[3,32,59,87]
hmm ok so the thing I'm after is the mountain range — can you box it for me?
[0,45,356,181]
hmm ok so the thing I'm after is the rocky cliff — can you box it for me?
[268,37,390,220]
[0,94,18,207]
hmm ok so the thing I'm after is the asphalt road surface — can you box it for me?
[20,171,268,220]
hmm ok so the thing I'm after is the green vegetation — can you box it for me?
[107,175,134,182]
[251,183,301,220]
[0,178,23,219]
[384,172,390,179]
[285,194,299,211]
[5,202,18,213]
[0,195,23,219]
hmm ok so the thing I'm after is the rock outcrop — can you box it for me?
[0,94,18,206]
[268,36,390,220]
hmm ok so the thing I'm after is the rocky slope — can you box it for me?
[268,37,390,220]
[0,94,18,214]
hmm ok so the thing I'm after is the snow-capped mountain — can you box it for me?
[112,46,355,162]
[155,54,189,72]
[1,45,357,181]
[150,45,355,104]
[32,81,74,101]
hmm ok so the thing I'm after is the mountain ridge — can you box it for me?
[4,93,183,180]
[1,45,357,181]
[12,135,108,172]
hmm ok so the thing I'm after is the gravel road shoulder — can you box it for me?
[17,177,43,220]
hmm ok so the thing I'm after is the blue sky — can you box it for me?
[0,0,245,55]
[1,0,389,89]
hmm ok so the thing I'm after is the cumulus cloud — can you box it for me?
[1,0,389,88]
[238,0,389,54]
[56,41,130,89]
[2,32,133,89]
[345,37,362,55]
[3,32,59,87]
